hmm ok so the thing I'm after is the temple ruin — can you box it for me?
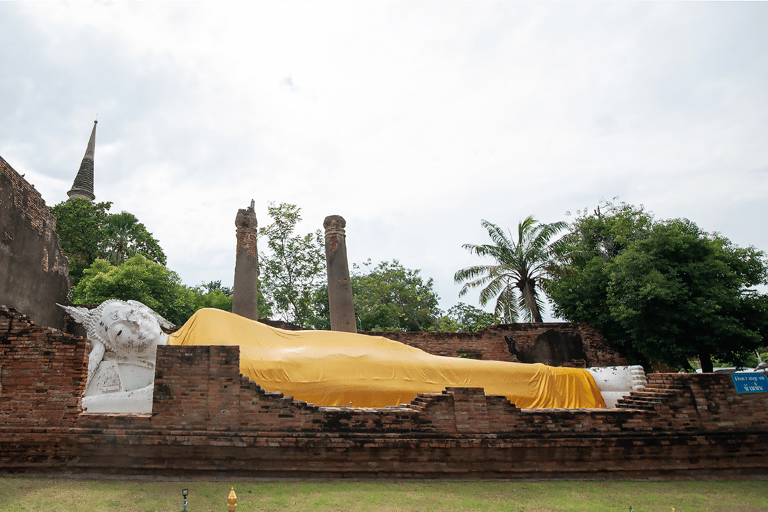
[2,304,767,479]
[0,144,766,480]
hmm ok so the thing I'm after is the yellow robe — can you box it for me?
[169,308,606,409]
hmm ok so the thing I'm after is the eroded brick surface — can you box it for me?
[2,307,767,480]
[368,323,625,367]
[0,157,70,329]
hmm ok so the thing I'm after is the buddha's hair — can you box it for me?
[58,300,174,349]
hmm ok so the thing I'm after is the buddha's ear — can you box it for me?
[126,300,175,330]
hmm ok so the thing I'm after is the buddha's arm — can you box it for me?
[88,341,106,382]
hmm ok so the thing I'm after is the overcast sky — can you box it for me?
[2,2,767,320]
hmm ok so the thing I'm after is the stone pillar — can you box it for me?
[324,215,356,332]
[232,200,259,320]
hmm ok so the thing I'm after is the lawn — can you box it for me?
[1,478,766,511]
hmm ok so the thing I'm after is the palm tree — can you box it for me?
[103,212,140,265]
[454,216,566,323]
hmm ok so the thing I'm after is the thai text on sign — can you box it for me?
[731,373,768,393]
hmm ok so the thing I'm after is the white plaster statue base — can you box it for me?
[82,384,154,413]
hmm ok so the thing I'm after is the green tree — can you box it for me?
[201,280,233,297]
[50,198,112,283]
[188,280,277,317]
[444,302,497,333]
[51,200,166,284]
[72,255,195,325]
[191,281,233,313]
[258,202,325,327]
[607,219,766,372]
[547,200,768,372]
[454,216,567,323]
[352,259,442,332]
[196,280,274,316]
[102,211,166,266]
[546,200,656,352]
[303,285,331,330]
[73,259,239,324]
[561,200,655,262]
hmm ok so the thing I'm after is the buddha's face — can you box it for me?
[98,302,167,357]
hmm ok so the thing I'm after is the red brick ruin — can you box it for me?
[1,152,766,479]
[2,305,767,479]
[0,157,70,330]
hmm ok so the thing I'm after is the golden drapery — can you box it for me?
[169,308,606,409]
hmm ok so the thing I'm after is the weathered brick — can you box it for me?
[2,307,768,479]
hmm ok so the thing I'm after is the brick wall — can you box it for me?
[0,307,86,469]
[2,308,766,479]
[0,156,70,329]
[0,307,86,426]
[365,322,626,367]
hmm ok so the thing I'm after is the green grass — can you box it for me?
[0,478,766,511]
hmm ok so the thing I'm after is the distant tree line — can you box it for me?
[545,200,768,373]
[54,197,768,372]
[453,199,768,372]
[51,198,233,325]
[256,202,496,333]
[53,199,495,333]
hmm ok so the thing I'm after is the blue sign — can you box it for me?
[731,373,768,394]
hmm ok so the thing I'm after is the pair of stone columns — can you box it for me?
[232,203,356,333]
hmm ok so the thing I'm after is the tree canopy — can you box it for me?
[72,255,194,325]
[102,211,166,266]
[192,280,234,313]
[253,202,491,332]
[50,198,112,282]
[73,257,236,325]
[351,259,442,332]
[258,202,325,327]
[54,200,249,326]
[51,199,166,284]
[306,262,491,333]
[442,302,498,333]
[455,216,566,323]
[547,199,768,372]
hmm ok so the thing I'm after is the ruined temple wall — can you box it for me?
[497,323,626,367]
[64,344,768,477]
[2,308,766,479]
[363,329,517,362]
[365,323,626,367]
[80,360,768,478]
[0,307,86,427]
[0,157,70,330]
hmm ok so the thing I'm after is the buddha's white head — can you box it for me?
[60,300,171,358]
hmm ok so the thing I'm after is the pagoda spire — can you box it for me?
[67,120,97,201]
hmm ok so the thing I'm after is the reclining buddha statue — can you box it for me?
[63,300,638,413]
[61,300,173,413]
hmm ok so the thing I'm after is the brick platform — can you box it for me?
[2,306,766,480]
